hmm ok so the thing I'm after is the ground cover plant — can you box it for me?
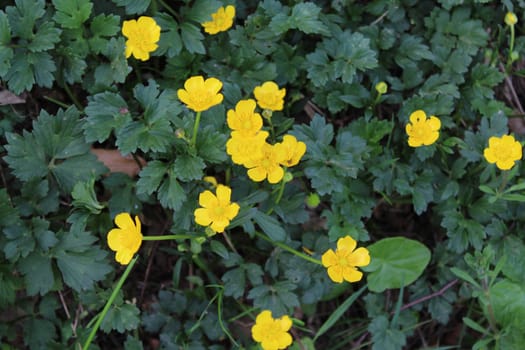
[1,0,525,349]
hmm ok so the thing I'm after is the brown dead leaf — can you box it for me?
[91,148,146,177]
[0,90,26,105]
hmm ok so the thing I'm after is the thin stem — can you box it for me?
[63,83,83,111]
[222,231,238,254]
[397,279,458,313]
[157,0,179,18]
[191,111,202,147]
[83,255,139,350]
[266,178,286,215]
[43,96,70,109]
[142,234,194,241]
[497,171,510,194]
[254,231,323,266]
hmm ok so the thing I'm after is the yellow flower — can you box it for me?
[253,81,286,111]
[122,16,161,61]
[227,99,263,136]
[177,76,224,112]
[251,310,293,350]
[107,213,143,265]
[275,134,306,167]
[405,110,441,147]
[194,184,240,233]
[322,236,370,283]
[202,5,236,34]
[226,131,269,166]
[483,134,522,170]
[245,143,286,184]
[203,176,218,187]
[505,12,518,26]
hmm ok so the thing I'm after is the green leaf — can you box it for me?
[112,0,151,15]
[27,21,61,52]
[288,2,329,35]
[0,189,19,227]
[0,11,11,45]
[158,171,187,211]
[247,281,300,316]
[155,13,183,57]
[368,315,407,350]
[100,303,141,333]
[0,267,18,308]
[18,251,55,295]
[180,22,205,54]
[501,235,525,284]
[84,92,130,143]
[52,0,92,29]
[116,118,173,154]
[450,267,481,288]
[90,14,120,37]
[222,267,246,299]
[462,317,490,335]
[363,237,431,293]
[313,285,366,341]
[23,318,56,349]
[5,0,45,39]
[54,228,111,291]
[4,49,57,93]
[489,279,525,329]
[253,210,286,242]
[136,160,168,195]
[173,155,205,181]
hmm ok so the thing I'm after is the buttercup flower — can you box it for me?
[251,310,293,350]
[177,76,224,112]
[483,134,522,170]
[275,134,306,167]
[245,143,286,184]
[107,213,143,265]
[322,236,370,283]
[405,110,441,147]
[194,184,240,233]
[505,12,518,26]
[227,99,263,136]
[122,16,161,61]
[253,81,286,111]
[226,131,269,166]
[202,5,235,34]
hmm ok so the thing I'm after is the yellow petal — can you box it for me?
[115,212,135,231]
[277,315,292,331]
[350,247,371,267]
[107,228,124,251]
[211,218,229,233]
[342,266,363,282]
[337,236,357,252]
[216,185,232,205]
[204,77,223,94]
[267,166,284,184]
[122,20,136,37]
[177,89,191,106]
[247,167,267,182]
[199,190,218,208]
[256,310,273,324]
[116,249,133,265]
[275,332,293,348]
[321,249,337,267]
[194,208,212,226]
[428,116,441,131]
[409,110,426,124]
[483,148,497,164]
[225,5,236,18]
[497,159,515,170]
[327,265,344,283]
[225,203,240,220]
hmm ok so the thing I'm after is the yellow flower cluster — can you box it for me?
[226,82,306,184]
[251,310,293,350]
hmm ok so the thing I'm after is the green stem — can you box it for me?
[191,111,202,147]
[254,231,323,266]
[83,255,139,350]
[266,178,286,215]
[157,0,179,18]
[142,234,194,241]
[43,96,70,109]
[497,171,510,194]
[506,25,516,71]
[63,83,83,111]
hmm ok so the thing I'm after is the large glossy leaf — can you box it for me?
[363,237,431,292]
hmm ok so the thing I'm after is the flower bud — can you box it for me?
[375,81,388,95]
[306,193,321,208]
[505,12,518,26]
